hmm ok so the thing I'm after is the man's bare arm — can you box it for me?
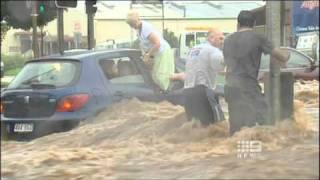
[218,71,226,76]
[271,48,290,65]
[170,72,186,81]
[293,67,319,81]
[147,32,161,56]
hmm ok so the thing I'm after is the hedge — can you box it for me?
[1,54,30,73]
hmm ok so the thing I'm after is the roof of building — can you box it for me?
[94,1,265,20]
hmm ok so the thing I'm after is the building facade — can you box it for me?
[1,1,264,56]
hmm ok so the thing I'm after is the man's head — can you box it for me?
[237,10,255,29]
[126,10,141,30]
[207,27,225,49]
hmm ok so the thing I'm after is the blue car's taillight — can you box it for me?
[0,102,3,114]
[56,94,89,112]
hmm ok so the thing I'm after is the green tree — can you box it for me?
[1,1,8,22]
[1,23,10,43]
[163,29,179,48]
[2,1,57,30]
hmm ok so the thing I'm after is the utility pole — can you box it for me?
[266,1,281,123]
[31,1,39,58]
[87,13,95,49]
[130,2,134,43]
[280,1,285,46]
[162,0,165,34]
[57,8,64,55]
[55,0,78,53]
[40,26,44,56]
[86,0,97,50]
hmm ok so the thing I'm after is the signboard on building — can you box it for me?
[292,1,319,35]
[74,22,82,33]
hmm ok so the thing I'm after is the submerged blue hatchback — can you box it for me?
[0,49,189,138]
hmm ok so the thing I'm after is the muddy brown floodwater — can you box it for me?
[1,81,319,180]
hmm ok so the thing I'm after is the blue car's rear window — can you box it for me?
[8,61,80,89]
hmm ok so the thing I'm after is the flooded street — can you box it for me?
[1,81,319,180]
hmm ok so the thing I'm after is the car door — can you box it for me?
[98,53,160,103]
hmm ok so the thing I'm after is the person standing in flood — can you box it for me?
[126,10,175,92]
[172,27,225,126]
[223,10,290,135]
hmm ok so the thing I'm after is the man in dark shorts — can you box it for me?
[223,11,290,135]
[182,28,225,126]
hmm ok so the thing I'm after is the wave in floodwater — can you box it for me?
[295,80,319,107]
[1,81,319,179]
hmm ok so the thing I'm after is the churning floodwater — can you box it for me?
[1,81,319,179]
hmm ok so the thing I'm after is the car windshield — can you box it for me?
[8,61,80,89]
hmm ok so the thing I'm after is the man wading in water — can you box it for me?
[223,10,290,135]
[171,27,225,126]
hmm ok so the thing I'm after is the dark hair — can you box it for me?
[237,10,255,28]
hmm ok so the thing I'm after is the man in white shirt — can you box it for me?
[172,28,225,126]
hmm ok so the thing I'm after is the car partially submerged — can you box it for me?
[1,49,223,139]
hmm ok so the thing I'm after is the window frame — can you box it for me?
[260,47,314,70]
[97,53,149,85]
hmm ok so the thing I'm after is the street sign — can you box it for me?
[292,1,319,35]
[74,22,82,32]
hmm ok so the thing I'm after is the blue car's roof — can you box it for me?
[30,49,141,62]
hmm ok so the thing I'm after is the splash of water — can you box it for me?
[1,82,319,179]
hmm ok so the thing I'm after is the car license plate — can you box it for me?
[14,123,34,132]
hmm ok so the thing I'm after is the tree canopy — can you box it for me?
[163,29,179,48]
[1,1,57,30]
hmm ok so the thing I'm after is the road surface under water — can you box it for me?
[1,81,319,180]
